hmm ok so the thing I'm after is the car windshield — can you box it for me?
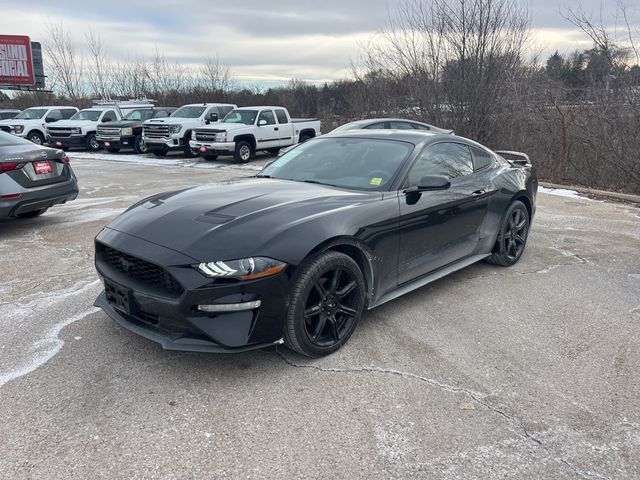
[124,109,154,121]
[71,110,101,121]
[330,122,365,133]
[171,106,206,118]
[222,110,258,125]
[0,130,32,146]
[15,108,47,120]
[258,137,413,190]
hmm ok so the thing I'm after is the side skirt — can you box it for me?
[369,254,489,309]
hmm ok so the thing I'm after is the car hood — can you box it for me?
[1,143,63,162]
[99,120,141,128]
[0,118,41,126]
[49,120,97,128]
[105,178,380,262]
[144,117,200,126]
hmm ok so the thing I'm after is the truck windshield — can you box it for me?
[71,110,101,121]
[258,137,413,191]
[171,106,206,118]
[222,110,258,125]
[15,108,47,120]
[124,109,154,121]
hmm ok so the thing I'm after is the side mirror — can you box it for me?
[209,112,218,122]
[45,117,58,123]
[103,117,112,122]
[417,175,451,190]
[258,119,267,126]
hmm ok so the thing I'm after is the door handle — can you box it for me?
[274,127,279,131]
[472,189,485,195]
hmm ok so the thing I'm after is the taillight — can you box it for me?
[0,162,24,173]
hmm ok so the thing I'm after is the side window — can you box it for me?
[275,109,289,124]
[258,110,276,125]
[363,122,387,129]
[405,142,474,186]
[470,146,494,170]
[47,109,63,121]
[62,109,77,119]
[102,110,117,122]
[205,107,220,121]
[388,121,415,130]
[153,110,169,118]
[410,123,430,131]
[219,106,233,117]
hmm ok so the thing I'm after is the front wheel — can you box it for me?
[234,141,253,163]
[285,251,365,357]
[28,131,45,145]
[134,135,147,154]
[485,200,530,266]
[86,134,101,151]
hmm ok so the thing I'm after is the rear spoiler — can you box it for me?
[495,150,530,166]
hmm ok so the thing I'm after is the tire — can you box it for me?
[183,137,197,158]
[285,251,366,358]
[203,154,218,161]
[86,134,101,151]
[133,135,147,154]
[106,147,120,153]
[16,208,48,219]
[485,200,530,267]
[299,133,313,143]
[234,140,253,163]
[27,131,45,145]
[152,149,168,157]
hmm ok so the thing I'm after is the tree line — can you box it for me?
[3,1,640,194]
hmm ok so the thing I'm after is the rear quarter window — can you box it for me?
[275,109,289,124]
[470,146,494,170]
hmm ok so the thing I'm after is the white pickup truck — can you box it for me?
[189,106,321,162]
[46,100,154,151]
[142,103,237,157]
[0,106,78,145]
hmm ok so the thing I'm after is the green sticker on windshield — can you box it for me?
[370,177,382,186]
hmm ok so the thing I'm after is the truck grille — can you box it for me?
[143,124,170,139]
[96,243,183,295]
[97,126,120,137]
[194,129,221,142]
[47,127,73,138]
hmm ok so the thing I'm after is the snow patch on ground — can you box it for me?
[539,186,587,200]
[70,151,263,171]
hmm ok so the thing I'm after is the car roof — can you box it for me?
[321,128,482,147]
[233,106,284,110]
[26,106,78,109]
[181,103,236,107]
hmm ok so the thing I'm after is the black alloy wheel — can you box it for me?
[285,251,365,357]
[87,134,101,151]
[486,200,530,266]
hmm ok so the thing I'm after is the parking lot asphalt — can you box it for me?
[1,152,639,479]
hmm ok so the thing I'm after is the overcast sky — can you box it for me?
[0,0,630,86]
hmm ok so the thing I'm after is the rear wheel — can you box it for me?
[16,208,48,219]
[285,251,365,357]
[86,134,101,151]
[299,133,313,143]
[27,131,45,145]
[152,149,168,157]
[485,200,530,266]
[234,141,253,163]
[134,135,147,154]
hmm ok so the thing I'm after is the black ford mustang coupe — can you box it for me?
[94,130,537,357]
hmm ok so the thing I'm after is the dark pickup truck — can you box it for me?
[96,107,176,154]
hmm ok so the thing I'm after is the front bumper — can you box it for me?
[97,135,136,149]
[143,136,185,151]
[94,228,290,353]
[47,134,87,148]
[189,140,235,154]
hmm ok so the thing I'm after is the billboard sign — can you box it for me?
[0,35,35,86]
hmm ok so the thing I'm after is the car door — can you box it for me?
[256,109,279,149]
[274,108,294,146]
[397,141,491,284]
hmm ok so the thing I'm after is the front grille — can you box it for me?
[97,127,120,137]
[97,243,183,294]
[0,125,11,133]
[194,129,219,142]
[47,127,73,138]
[143,124,170,138]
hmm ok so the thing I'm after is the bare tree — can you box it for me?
[44,19,85,100]
[200,55,233,95]
[85,27,111,99]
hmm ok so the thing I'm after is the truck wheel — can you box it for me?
[134,135,147,154]
[234,141,253,163]
[152,149,168,157]
[183,137,197,158]
[203,154,218,161]
[300,134,313,143]
[27,131,45,145]
[86,134,101,151]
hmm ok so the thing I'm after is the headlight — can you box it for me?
[121,127,133,136]
[215,132,227,142]
[191,131,196,140]
[13,125,24,134]
[196,257,287,280]
[71,128,82,134]
[169,124,182,134]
